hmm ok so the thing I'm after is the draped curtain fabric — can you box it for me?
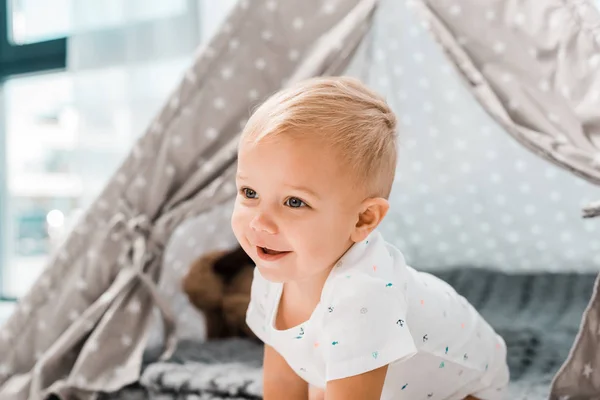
[0,0,378,398]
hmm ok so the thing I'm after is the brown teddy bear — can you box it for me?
[182,246,258,340]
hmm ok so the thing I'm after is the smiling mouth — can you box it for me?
[259,247,286,255]
[256,246,291,261]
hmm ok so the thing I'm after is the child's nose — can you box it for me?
[249,213,277,234]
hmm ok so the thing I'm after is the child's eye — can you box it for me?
[241,188,258,199]
[285,197,306,208]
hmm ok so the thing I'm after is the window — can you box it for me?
[0,0,66,300]
[1,0,199,300]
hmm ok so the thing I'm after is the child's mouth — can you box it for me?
[256,246,291,261]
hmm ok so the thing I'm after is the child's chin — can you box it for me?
[256,265,290,284]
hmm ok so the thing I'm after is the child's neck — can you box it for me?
[276,266,333,330]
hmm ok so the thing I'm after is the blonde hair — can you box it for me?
[240,76,398,198]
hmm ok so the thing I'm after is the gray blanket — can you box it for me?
[103,269,594,400]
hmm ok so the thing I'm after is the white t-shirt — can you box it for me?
[246,230,508,399]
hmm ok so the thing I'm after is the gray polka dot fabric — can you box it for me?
[344,0,600,273]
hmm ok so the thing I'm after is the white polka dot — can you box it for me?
[457,36,468,46]
[293,18,304,30]
[445,196,456,205]
[440,65,453,75]
[423,102,435,113]
[410,233,422,244]
[438,242,450,252]
[451,215,463,226]
[403,215,416,226]
[248,89,259,100]
[460,163,472,173]
[490,173,502,183]
[220,67,233,80]
[486,150,497,160]
[560,231,573,242]
[289,49,300,61]
[486,10,496,20]
[480,223,491,232]
[473,204,484,214]
[135,177,146,188]
[172,135,182,147]
[584,222,596,233]
[255,58,267,70]
[266,1,277,11]
[323,1,336,14]
[418,78,430,88]
[454,139,467,150]
[458,232,469,243]
[466,248,478,258]
[393,66,404,76]
[213,97,226,110]
[429,126,440,137]
[424,203,436,215]
[378,77,390,87]
[550,191,561,202]
[555,212,566,223]
[401,115,412,126]
[485,239,497,249]
[519,183,531,193]
[229,38,239,50]
[418,184,430,194]
[493,42,506,54]
[438,174,449,184]
[514,160,527,171]
[538,80,550,92]
[206,128,219,139]
[432,224,443,235]
[520,259,532,270]
[501,214,513,225]
[409,26,421,37]
[531,225,542,235]
[449,4,461,15]
[467,185,478,194]
[524,205,536,215]
[444,91,457,102]
[413,53,425,63]
[261,30,273,41]
[411,161,423,172]
[514,13,526,26]
[528,48,538,58]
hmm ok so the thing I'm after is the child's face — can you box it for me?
[231,135,362,283]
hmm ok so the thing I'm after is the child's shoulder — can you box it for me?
[321,243,407,305]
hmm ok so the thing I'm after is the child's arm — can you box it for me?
[324,365,388,400]
[263,344,309,400]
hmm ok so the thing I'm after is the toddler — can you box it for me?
[231,76,509,400]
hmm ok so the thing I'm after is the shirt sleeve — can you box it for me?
[245,267,271,344]
[321,274,417,381]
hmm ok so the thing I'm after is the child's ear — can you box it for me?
[351,197,390,243]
